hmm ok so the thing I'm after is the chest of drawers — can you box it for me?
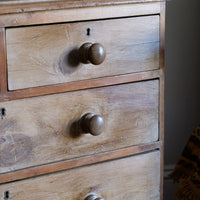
[0,0,165,199]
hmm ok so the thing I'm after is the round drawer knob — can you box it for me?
[80,113,104,136]
[84,194,105,200]
[78,42,106,65]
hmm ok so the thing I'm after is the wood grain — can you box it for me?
[0,3,161,27]
[0,0,163,5]
[0,151,160,200]
[0,80,159,173]
[0,141,161,184]
[0,0,163,15]
[0,1,165,198]
[7,15,159,90]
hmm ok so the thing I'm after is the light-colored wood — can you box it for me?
[0,151,160,200]
[7,15,159,90]
[0,80,159,173]
[0,1,165,198]
[0,0,163,6]
[0,141,161,184]
[0,3,161,27]
[0,1,162,16]
[1,69,162,102]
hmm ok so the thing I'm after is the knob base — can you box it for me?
[79,43,93,64]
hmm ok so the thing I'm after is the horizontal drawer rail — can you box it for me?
[0,141,161,184]
[0,69,163,102]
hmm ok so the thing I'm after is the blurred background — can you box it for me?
[164,0,200,199]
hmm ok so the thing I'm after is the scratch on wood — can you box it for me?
[65,25,70,41]
[0,133,33,167]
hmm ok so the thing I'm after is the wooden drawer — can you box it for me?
[0,151,160,200]
[6,15,159,90]
[0,80,159,173]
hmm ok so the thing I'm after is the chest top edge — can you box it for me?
[0,0,166,15]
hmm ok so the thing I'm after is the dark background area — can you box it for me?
[164,0,200,199]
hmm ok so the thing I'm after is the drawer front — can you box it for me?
[6,15,159,90]
[0,80,159,173]
[0,151,160,200]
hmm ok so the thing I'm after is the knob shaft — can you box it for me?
[78,43,106,65]
[84,194,105,200]
[80,113,104,136]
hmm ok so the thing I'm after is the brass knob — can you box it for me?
[80,113,104,136]
[84,194,105,200]
[78,42,106,65]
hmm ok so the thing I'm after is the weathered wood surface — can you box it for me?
[0,0,165,199]
[7,15,159,90]
[0,3,161,28]
[0,80,159,173]
[0,151,160,200]
[0,0,163,15]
